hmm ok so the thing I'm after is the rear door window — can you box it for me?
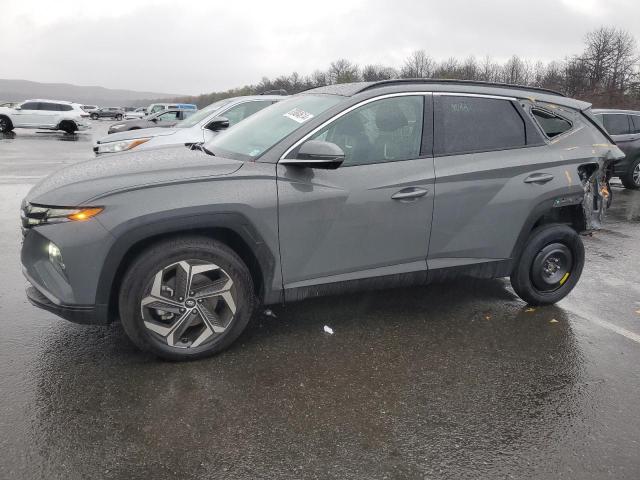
[630,115,640,134]
[602,114,630,135]
[435,96,526,155]
[531,108,572,138]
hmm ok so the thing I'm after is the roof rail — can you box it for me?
[357,78,566,97]
[261,89,288,96]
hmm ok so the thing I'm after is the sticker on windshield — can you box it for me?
[283,108,314,124]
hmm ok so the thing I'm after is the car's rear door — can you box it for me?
[429,93,562,272]
[600,113,633,148]
[277,94,435,296]
[37,102,62,127]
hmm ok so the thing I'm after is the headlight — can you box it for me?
[22,205,103,227]
[96,138,150,154]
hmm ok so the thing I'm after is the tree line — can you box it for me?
[157,26,640,109]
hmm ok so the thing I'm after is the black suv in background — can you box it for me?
[90,107,125,121]
[593,109,640,189]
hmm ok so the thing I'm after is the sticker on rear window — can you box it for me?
[283,108,314,123]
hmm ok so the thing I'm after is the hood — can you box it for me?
[97,127,178,144]
[26,145,243,206]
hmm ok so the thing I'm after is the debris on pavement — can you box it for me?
[323,325,334,335]
[525,307,536,313]
[263,309,277,318]
[550,319,559,323]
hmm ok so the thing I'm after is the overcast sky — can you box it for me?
[0,0,638,95]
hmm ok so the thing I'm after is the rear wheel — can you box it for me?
[90,113,99,120]
[0,115,13,133]
[115,114,123,121]
[59,120,77,134]
[620,157,640,190]
[510,224,585,305]
[119,236,256,360]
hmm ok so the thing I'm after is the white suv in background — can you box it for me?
[0,99,91,134]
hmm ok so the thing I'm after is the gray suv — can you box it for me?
[592,109,640,189]
[21,80,621,360]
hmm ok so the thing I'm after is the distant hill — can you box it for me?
[0,79,182,107]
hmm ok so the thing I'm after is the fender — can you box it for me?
[94,208,279,322]
[510,193,585,263]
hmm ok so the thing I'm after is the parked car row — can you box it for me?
[95,95,283,154]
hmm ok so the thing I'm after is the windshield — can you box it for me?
[175,99,234,128]
[204,95,344,160]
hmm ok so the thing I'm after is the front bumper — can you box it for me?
[25,285,103,325]
[21,216,114,325]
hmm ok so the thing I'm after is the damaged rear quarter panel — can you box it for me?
[543,104,624,230]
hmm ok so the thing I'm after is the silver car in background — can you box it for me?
[94,95,286,155]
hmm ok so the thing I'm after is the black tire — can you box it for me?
[115,114,123,121]
[620,157,640,190]
[0,115,13,133]
[90,113,99,120]
[119,236,256,361]
[59,121,76,134]
[510,224,585,306]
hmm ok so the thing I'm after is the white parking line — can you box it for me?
[567,306,640,344]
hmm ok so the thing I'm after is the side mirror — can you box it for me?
[205,116,230,132]
[150,117,158,123]
[280,140,345,169]
[14,106,21,110]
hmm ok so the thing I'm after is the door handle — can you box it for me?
[391,187,428,200]
[524,173,554,184]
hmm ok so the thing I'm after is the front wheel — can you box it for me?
[115,114,123,121]
[620,157,640,190]
[510,224,585,305]
[0,115,13,133]
[119,237,256,360]
[90,113,99,120]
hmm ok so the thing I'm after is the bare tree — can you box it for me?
[362,64,397,81]
[502,55,531,85]
[401,50,434,78]
[608,29,638,91]
[583,26,617,89]
[328,59,360,84]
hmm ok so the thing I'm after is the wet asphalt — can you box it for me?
[0,123,639,480]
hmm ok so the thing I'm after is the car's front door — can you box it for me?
[12,101,42,127]
[276,94,435,295]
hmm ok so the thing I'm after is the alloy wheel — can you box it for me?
[140,260,236,349]
[633,162,640,186]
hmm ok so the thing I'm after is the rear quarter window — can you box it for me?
[531,108,572,138]
[435,96,526,155]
